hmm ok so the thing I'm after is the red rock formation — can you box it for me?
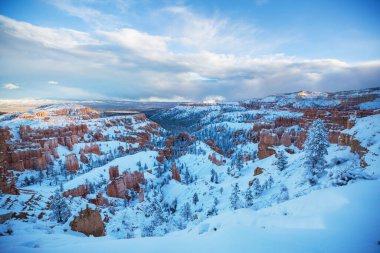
[65,154,79,173]
[63,185,89,198]
[258,130,279,159]
[171,162,181,182]
[275,117,301,128]
[88,193,109,206]
[206,140,223,154]
[338,133,368,167]
[80,153,89,164]
[0,168,19,195]
[108,166,120,180]
[70,207,105,237]
[280,132,291,147]
[294,131,307,150]
[208,153,226,166]
[328,131,340,144]
[254,167,264,176]
[106,166,144,199]
[80,143,102,155]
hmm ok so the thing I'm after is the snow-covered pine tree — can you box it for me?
[207,197,219,217]
[304,119,329,185]
[192,192,199,205]
[230,183,241,210]
[245,187,254,207]
[251,178,263,198]
[141,221,154,237]
[181,202,192,221]
[276,184,289,203]
[38,169,44,186]
[184,167,191,184]
[50,189,71,223]
[277,150,288,171]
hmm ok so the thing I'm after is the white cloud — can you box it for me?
[0,15,101,50]
[3,83,19,90]
[203,95,225,104]
[48,80,59,85]
[98,28,170,60]
[48,0,121,29]
[138,96,191,103]
[0,10,379,102]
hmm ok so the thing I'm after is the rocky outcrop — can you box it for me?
[63,185,89,198]
[254,167,264,176]
[70,207,105,237]
[258,130,279,159]
[171,162,181,182]
[88,193,109,207]
[206,140,223,155]
[80,143,102,156]
[0,168,19,195]
[280,132,291,147]
[208,153,226,166]
[109,166,120,180]
[106,166,145,199]
[65,154,79,174]
[338,133,368,167]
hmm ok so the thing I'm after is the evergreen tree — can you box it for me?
[141,221,155,237]
[181,202,192,221]
[192,192,199,205]
[210,169,219,184]
[184,167,191,184]
[252,178,263,198]
[230,183,241,210]
[304,119,329,185]
[38,169,44,186]
[277,150,288,171]
[245,187,254,207]
[170,198,178,214]
[276,184,289,203]
[50,189,71,223]
[207,197,219,217]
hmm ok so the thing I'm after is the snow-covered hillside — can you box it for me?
[0,88,379,253]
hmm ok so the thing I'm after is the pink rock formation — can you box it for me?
[171,162,181,182]
[65,154,79,174]
[106,166,145,199]
[70,207,105,237]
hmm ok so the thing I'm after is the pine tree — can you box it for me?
[276,184,289,203]
[38,169,44,186]
[184,167,191,184]
[210,169,219,184]
[277,150,288,171]
[245,187,254,207]
[141,221,154,237]
[207,197,219,217]
[181,202,192,221]
[252,178,263,198]
[230,183,241,210]
[50,189,71,223]
[192,192,199,205]
[304,119,329,185]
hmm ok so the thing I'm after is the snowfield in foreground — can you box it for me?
[1,179,379,253]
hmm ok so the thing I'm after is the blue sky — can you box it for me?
[0,0,379,102]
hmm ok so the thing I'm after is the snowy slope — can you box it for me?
[1,179,378,253]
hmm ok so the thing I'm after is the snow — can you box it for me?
[64,151,158,190]
[1,180,379,253]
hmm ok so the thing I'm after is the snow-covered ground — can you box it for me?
[1,179,379,253]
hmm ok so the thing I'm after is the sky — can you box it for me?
[0,0,379,102]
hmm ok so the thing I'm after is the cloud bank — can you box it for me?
[0,2,379,102]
